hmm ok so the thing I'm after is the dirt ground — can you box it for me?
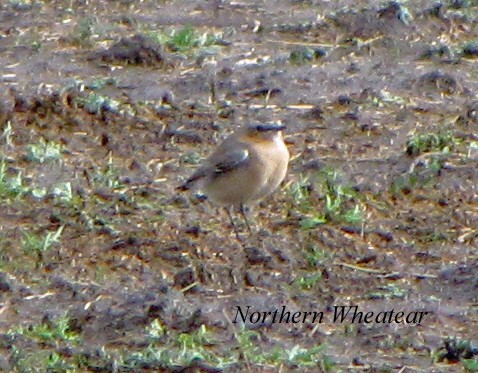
[0,0,477,372]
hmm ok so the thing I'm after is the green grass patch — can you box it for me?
[406,131,459,156]
[89,154,123,190]
[76,92,121,115]
[8,314,80,372]
[288,168,364,229]
[119,323,232,370]
[462,358,478,372]
[116,321,334,371]
[237,329,332,369]
[367,284,408,300]
[0,160,29,199]
[25,138,62,163]
[145,25,228,54]
[303,245,330,267]
[21,225,64,262]
[390,172,428,195]
[9,314,79,344]
[286,175,312,213]
[292,272,323,290]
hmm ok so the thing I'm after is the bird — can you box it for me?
[178,122,289,240]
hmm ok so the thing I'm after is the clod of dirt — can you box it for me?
[463,42,478,58]
[289,46,326,64]
[302,105,324,120]
[174,267,197,289]
[423,2,446,19]
[332,2,410,40]
[244,246,272,266]
[173,307,204,332]
[11,88,30,113]
[465,102,478,123]
[303,159,323,171]
[165,128,204,144]
[90,34,166,66]
[244,270,262,288]
[0,273,13,292]
[378,1,413,25]
[415,70,461,95]
[243,87,282,98]
[183,224,201,237]
[0,98,13,126]
[419,44,457,63]
[337,94,353,106]
[110,236,141,253]
[341,111,360,122]
[156,244,191,267]
[170,195,190,209]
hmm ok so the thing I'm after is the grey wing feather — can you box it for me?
[212,149,249,176]
[177,149,249,191]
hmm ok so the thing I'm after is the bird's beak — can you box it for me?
[256,123,286,132]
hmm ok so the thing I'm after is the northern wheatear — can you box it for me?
[178,123,289,239]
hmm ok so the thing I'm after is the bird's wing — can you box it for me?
[177,148,249,190]
[211,148,249,176]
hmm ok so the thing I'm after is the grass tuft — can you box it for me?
[26,138,62,163]
[406,131,459,156]
[21,225,64,262]
[290,168,364,229]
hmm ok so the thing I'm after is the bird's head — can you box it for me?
[243,122,286,142]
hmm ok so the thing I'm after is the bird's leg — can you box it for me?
[225,206,242,241]
[239,203,253,234]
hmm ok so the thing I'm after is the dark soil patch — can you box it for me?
[0,0,477,372]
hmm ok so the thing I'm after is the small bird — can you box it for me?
[178,123,289,240]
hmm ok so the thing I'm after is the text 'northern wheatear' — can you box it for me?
[178,123,289,240]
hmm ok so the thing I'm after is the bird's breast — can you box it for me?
[250,138,289,200]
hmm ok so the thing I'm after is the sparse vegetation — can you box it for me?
[26,138,62,163]
[293,272,323,289]
[236,329,331,369]
[435,337,478,366]
[21,225,64,262]
[76,92,121,114]
[406,131,459,156]
[289,46,326,64]
[8,314,79,343]
[0,0,476,371]
[90,153,123,190]
[303,245,330,267]
[368,284,408,300]
[7,314,80,372]
[119,324,227,370]
[0,160,29,199]
[144,25,228,54]
[293,168,364,229]
[68,17,97,47]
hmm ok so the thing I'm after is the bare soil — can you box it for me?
[0,0,477,372]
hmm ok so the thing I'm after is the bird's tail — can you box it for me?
[177,171,205,191]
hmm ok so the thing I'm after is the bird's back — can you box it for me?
[203,133,289,206]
